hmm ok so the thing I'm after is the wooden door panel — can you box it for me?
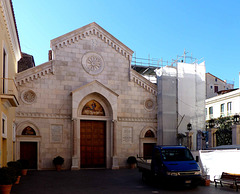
[20,142,37,169]
[80,120,106,168]
[143,143,156,159]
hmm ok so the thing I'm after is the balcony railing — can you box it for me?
[0,78,19,107]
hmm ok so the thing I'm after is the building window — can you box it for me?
[215,78,217,82]
[209,107,213,118]
[214,86,218,93]
[2,113,7,138]
[220,104,224,117]
[227,102,232,116]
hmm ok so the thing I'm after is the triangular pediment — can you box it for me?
[50,22,133,60]
[71,80,119,97]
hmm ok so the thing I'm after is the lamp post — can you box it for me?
[187,123,192,149]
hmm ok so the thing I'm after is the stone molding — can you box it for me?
[51,22,133,61]
[16,61,54,86]
[0,0,21,61]
[16,111,71,119]
[118,117,157,123]
[131,70,157,96]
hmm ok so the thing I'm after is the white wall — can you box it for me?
[205,89,240,120]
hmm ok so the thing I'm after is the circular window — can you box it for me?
[144,99,155,111]
[21,90,37,104]
[82,52,104,75]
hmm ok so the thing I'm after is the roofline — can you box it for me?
[50,22,134,58]
[10,0,22,57]
[206,72,227,84]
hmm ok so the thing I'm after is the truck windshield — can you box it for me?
[161,149,194,161]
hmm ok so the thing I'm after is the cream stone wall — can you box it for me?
[16,23,157,169]
[0,0,21,167]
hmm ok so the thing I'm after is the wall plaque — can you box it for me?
[50,125,63,143]
[122,127,133,144]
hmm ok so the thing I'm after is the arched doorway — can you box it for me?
[77,95,113,169]
[80,100,106,168]
[16,122,40,170]
[20,127,37,169]
[140,127,157,159]
[71,81,118,170]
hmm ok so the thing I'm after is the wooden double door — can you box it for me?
[80,120,106,168]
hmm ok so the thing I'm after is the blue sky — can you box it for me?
[12,0,240,88]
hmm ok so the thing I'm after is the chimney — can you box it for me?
[48,50,52,61]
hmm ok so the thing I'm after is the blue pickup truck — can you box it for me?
[137,145,202,186]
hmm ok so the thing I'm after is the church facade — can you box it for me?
[15,23,157,170]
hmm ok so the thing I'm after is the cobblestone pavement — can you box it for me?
[11,169,236,194]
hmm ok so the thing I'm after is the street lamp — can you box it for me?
[233,114,240,124]
[209,119,215,128]
[187,123,192,131]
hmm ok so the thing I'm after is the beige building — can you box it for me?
[206,73,234,99]
[15,22,158,170]
[0,0,21,167]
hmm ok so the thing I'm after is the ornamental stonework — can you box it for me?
[82,52,104,75]
[21,90,36,104]
[144,99,155,111]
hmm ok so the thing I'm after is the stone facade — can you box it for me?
[15,23,157,170]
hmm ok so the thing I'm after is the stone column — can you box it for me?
[112,120,119,169]
[232,125,240,145]
[207,128,217,148]
[71,119,79,170]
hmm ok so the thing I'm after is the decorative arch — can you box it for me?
[22,126,36,135]
[144,130,155,138]
[16,120,40,136]
[139,126,157,159]
[77,92,112,117]
[82,100,105,116]
[140,127,157,139]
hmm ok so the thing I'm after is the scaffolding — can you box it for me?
[131,50,206,150]
[131,50,203,84]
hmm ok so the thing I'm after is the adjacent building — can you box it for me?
[205,73,240,120]
[0,0,21,167]
[206,73,234,99]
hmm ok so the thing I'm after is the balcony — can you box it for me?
[0,78,19,107]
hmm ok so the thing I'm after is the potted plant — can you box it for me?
[201,166,210,186]
[17,159,29,176]
[53,156,64,171]
[0,167,17,194]
[127,156,137,169]
[7,161,22,184]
